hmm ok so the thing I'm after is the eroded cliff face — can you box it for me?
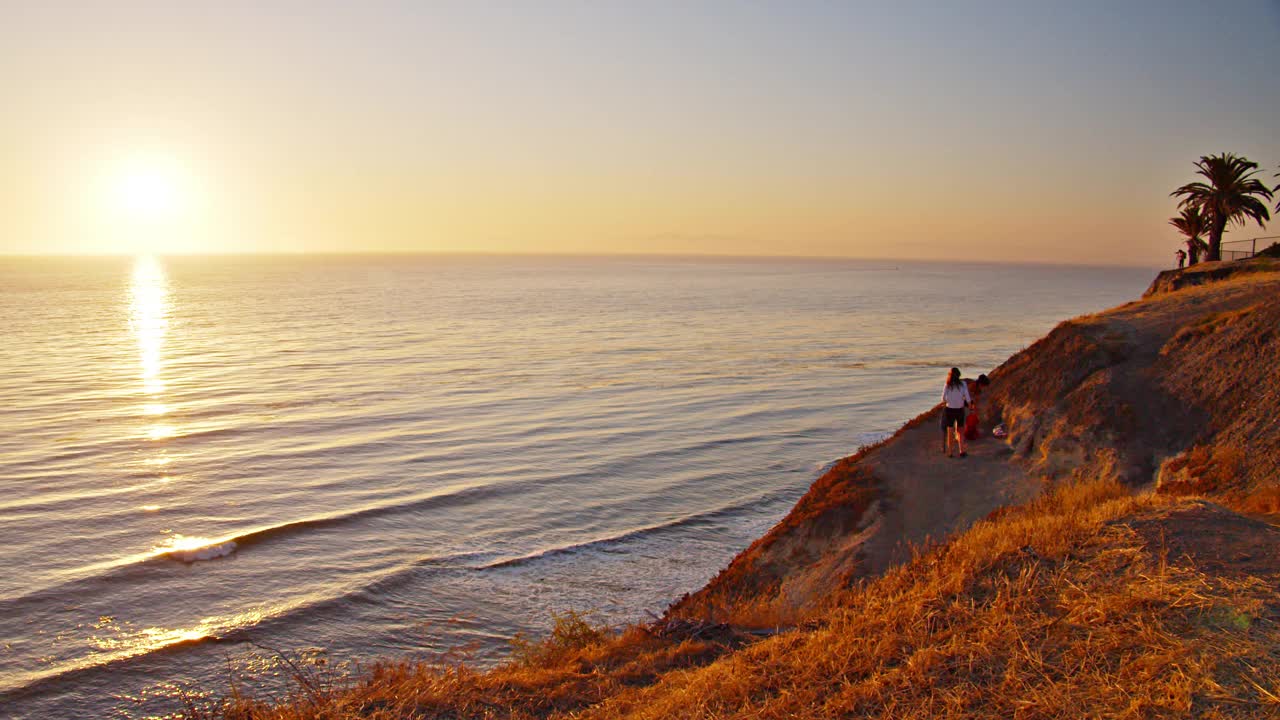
[673,260,1280,622]
[1145,257,1280,297]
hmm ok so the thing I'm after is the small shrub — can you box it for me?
[510,610,610,667]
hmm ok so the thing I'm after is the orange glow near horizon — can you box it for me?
[3,5,1277,265]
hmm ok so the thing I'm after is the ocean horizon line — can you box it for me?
[0,250,1160,271]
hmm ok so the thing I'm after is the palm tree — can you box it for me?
[1171,153,1273,261]
[1169,206,1209,265]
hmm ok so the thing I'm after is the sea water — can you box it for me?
[0,254,1153,718]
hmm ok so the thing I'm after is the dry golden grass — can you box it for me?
[189,479,1280,720]
[190,609,744,720]
[1235,484,1280,518]
[1162,304,1263,354]
[578,481,1280,719]
[1158,445,1247,496]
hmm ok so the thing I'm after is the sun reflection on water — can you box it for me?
[147,425,177,440]
[88,609,267,655]
[127,256,204,557]
[152,533,238,562]
[153,533,220,553]
[129,255,169,401]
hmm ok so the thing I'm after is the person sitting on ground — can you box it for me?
[963,373,991,441]
[940,367,971,458]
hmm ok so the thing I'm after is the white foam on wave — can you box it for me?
[154,535,238,563]
[172,542,237,562]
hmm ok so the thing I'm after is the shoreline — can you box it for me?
[7,260,1276,719]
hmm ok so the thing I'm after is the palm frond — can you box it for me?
[1168,206,1207,240]
[1228,196,1271,227]
[1171,153,1273,231]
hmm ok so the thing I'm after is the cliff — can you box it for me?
[1144,256,1280,297]
[195,260,1280,719]
[672,257,1280,621]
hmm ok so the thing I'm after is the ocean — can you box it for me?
[0,254,1153,718]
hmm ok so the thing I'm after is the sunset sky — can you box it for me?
[3,1,1278,264]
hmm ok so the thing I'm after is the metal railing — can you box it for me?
[1220,235,1280,261]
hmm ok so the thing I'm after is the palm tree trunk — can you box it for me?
[1206,215,1228,262]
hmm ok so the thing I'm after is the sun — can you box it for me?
[93,150,206,253]
[106,154,192,223]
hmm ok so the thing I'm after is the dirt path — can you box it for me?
[854,308,1151,576]
[858,414,1044,575]
[853,273,1280,578]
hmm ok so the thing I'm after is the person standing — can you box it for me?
[940,367,971,458]
[1176,248,1186,269]
[963,374,990,441]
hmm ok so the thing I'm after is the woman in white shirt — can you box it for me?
[941,367,971,458]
